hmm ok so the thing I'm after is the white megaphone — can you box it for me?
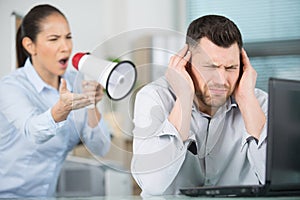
[72,52,137,100]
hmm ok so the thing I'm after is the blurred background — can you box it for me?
[0,0,299,197]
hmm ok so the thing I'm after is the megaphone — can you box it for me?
[72,52,137,100]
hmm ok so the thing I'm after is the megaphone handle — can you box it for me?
[83,74,96,109]
[86,103,95,109]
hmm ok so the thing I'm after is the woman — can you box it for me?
[0,4,111,197]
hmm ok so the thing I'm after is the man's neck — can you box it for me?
[193,96,219,117]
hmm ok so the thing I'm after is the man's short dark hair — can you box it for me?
[186,15,243,50]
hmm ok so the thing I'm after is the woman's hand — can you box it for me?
[51,78,91,122]
[82,80,104,127]
[82,80,104,106]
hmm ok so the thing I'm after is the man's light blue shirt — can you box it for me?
[0,59,111,197]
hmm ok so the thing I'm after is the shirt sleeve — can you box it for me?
[131,86,190,196]
[80,117,111,157]
[241,89,268,184]
[0,82,65,144]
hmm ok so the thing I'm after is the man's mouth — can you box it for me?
[208,87,228,95]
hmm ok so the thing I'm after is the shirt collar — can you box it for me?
[24,58,47,93]
[226,96,238,111]
[23,58,71,93]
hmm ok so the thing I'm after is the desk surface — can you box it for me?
[13,195,300,200]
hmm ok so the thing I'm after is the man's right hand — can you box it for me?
[165,45,194,141]
[165,44,194,99]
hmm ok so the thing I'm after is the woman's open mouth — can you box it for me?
[59,58,69,68]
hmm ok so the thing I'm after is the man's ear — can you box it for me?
[22,37,36,56]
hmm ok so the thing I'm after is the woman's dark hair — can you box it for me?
[186,15,243,50]
[16,4,66,67]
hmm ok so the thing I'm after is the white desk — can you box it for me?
[16,195,300,200]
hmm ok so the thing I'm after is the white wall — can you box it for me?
[0,0,184,78]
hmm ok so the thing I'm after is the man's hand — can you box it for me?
[165,44,194,99]
[166,45,194,141]
[234,49,257,102]
[234,49,266,140]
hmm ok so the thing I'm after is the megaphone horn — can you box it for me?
[72,52,137,100]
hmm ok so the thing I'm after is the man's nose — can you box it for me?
[213,68,227,85]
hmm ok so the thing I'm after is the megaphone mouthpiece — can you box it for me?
[72,52,90,70]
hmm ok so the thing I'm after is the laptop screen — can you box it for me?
[267,78,300,189]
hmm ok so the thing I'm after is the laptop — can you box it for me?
[180,77,300,197]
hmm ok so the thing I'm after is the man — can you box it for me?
[131,15,268,196]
